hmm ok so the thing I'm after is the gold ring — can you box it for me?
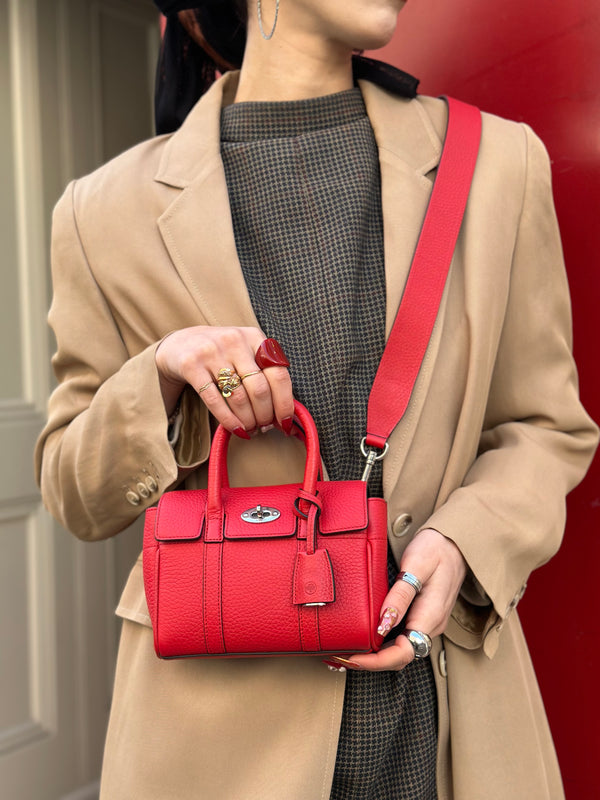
[198,381,215,394]
[240,370,262,381]
[217,368,241,398]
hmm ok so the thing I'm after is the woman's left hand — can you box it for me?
[335,528,468,671]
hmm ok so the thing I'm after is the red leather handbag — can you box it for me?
[143,97,482,659]
[143,401,389,658]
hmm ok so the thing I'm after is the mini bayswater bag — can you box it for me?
[143,401,389,658]
[142,97,482,659]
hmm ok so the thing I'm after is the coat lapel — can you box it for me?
[359,81,445,337]
[155,73,260,328]
[154,72,451,498]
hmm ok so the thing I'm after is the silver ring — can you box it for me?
[405,629,432,659]
[397,571,422,594]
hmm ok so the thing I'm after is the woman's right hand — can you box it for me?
[155,326,294,437]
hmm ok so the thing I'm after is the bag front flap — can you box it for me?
[154,480,369,542]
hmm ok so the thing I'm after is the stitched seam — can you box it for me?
[202,541,209,653]
[218,542,225,652]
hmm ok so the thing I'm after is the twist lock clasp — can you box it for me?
[241,505,281,524]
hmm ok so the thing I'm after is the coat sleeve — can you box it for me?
[34,181,210,541]
[423,125,598,653]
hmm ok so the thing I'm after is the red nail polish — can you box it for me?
[233,427,251,440]
[281,416,294,435]
[330,656,365,670]
[255,338,290,369]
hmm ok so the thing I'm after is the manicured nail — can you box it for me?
[323,660,346,672]
[377,607,400,636]
[255,338,290,369]
[330,656,364,670]
[281,416,294,435]
[233,427,251,440]
[260,424,274,434]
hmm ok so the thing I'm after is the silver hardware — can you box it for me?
[303,602,327,607]
[241,505,281,524]
[360,437,389,482]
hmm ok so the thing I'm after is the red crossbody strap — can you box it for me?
[364,97,481,457]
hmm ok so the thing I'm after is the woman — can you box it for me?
[35,1,598,798]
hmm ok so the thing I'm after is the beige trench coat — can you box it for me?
[35,71,598,799]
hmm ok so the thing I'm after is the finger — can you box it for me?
[229,367,278,429]
[245,333,294,430]
[192,379,251,436]
[376,567,432,637]
[403,583,453,640]
[260,366,294,429]
[345,638,416,672]
[381,574,423,618]
[212,329,278,429]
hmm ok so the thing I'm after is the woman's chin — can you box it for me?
[352,27,398,52]
[349,11,400,51]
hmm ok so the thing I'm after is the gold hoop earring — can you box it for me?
[257,0,280,40]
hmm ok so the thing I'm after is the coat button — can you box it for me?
[126,491,141,506]
[438,649,448,678]
[137,482,150,499]
[506,584,527,617]
[146,476,158,493]
[392,513,413,537]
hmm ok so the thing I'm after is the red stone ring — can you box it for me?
[255,338,290,369]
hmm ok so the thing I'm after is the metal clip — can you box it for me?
[241,505,281,524]
[360,437,389,483]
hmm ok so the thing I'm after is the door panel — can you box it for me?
[0,1,158,797]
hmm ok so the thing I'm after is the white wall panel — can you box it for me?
[0,0,158,796]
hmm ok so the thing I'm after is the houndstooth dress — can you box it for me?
[220,88,438,800]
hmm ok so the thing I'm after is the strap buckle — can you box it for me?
[360,437,389,483]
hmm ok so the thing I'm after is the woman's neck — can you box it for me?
[235,19,354,103]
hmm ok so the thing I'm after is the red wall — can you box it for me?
[372,2,600,796]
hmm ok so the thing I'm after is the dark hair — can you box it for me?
[190,1,247,69]
[155,1,247,134]
[154,2,420,135]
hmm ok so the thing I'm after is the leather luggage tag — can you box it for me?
[292,549,336,606]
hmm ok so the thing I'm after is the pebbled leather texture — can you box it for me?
[143,402,389,659]
[292,549,335,606]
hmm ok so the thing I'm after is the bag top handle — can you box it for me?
[207,400,320,514]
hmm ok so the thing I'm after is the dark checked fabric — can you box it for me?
[220,89,386,494]
[220,88,437,800]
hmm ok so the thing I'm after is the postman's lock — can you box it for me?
[241,505,281,524]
